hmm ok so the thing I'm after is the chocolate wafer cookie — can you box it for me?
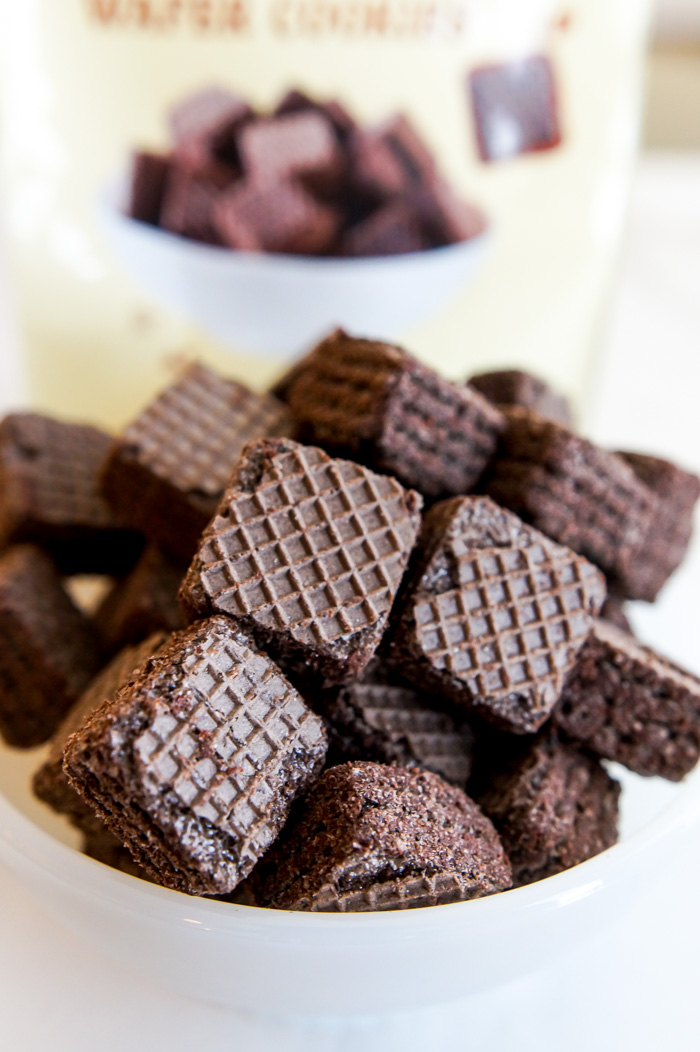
[321,661,474,786]
[387,496,606,734]
[0,546,103,747]
[251,761,512,911]
[554,620,700,781]
[616,451,700,601]
[160,159,238,244]
[600,595,631,634]
[237,110,343,191]
[181,438,422,687]
[483,408,658,599]
[214,177,342,255]
[475,729,620,885]
[33,633,167,836]
[282,330,505,499]
[101,362,293,562]
[63,616,327,895]
[168,86,253,166]
[467,369,572,426]
[94,545,186,654]
[0,413,143,575]
[125,152,171,226]
[340,199,427,257]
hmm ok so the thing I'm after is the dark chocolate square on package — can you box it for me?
[469,55,561,162]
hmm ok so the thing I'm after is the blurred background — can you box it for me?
[646,0,700,147]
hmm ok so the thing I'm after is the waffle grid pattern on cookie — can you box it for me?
[335,681,471,784]
[200,446,417,647]
[289,339,502,493]
[289,338,401,443]
[414,542,598,697]
[134,629,324,860]
[1,414,115,529]
[122,363,290,495]
[310,870,475,912]
[383,364,503,484]
[486,457,653,571]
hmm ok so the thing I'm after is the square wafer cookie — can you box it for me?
[616,451,700,601]
[387,496,606,734]
[101,362,293,562]
[181,438,422,686]
[237,110,343,189]
[321,660,474,786]
[475,728,620,886]
[63,616,327,895]
[0,413,143,575]
[0,546,103,747]
[282,330,505,499]
[467,369,572,426]
[33,632,168,837]
[94,545,186,655]
[168,86,253,166]
[251,761,511,911]
[483,408,659,599]
[554,620,700,781]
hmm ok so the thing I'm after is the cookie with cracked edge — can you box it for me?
[250,761,512,911]
[321,660,474,786]
[385,495,606,734]
[0,545,103,748]
[0,412,143,575]
[554,619,700,781]
[467,369,572,427]
[616,451,700,602]
[94,545,187,654]
[101,362,293,563]
[282,329,505,500]
[180,438,422,687]
[475,728,620,886]
[33,632,168,838]
[483,408,658,600]
[63,616,327,895]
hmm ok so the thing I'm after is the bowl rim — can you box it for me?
[2,760,700,937]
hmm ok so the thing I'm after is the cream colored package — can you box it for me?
[0,0,651,427]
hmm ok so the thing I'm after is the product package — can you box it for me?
[0,0,652,427]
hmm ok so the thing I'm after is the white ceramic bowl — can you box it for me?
[97,187,490,355]
[1,737,699,1016]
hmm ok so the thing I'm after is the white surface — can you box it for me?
[1,154,700,1047]
[100,186,489,355]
